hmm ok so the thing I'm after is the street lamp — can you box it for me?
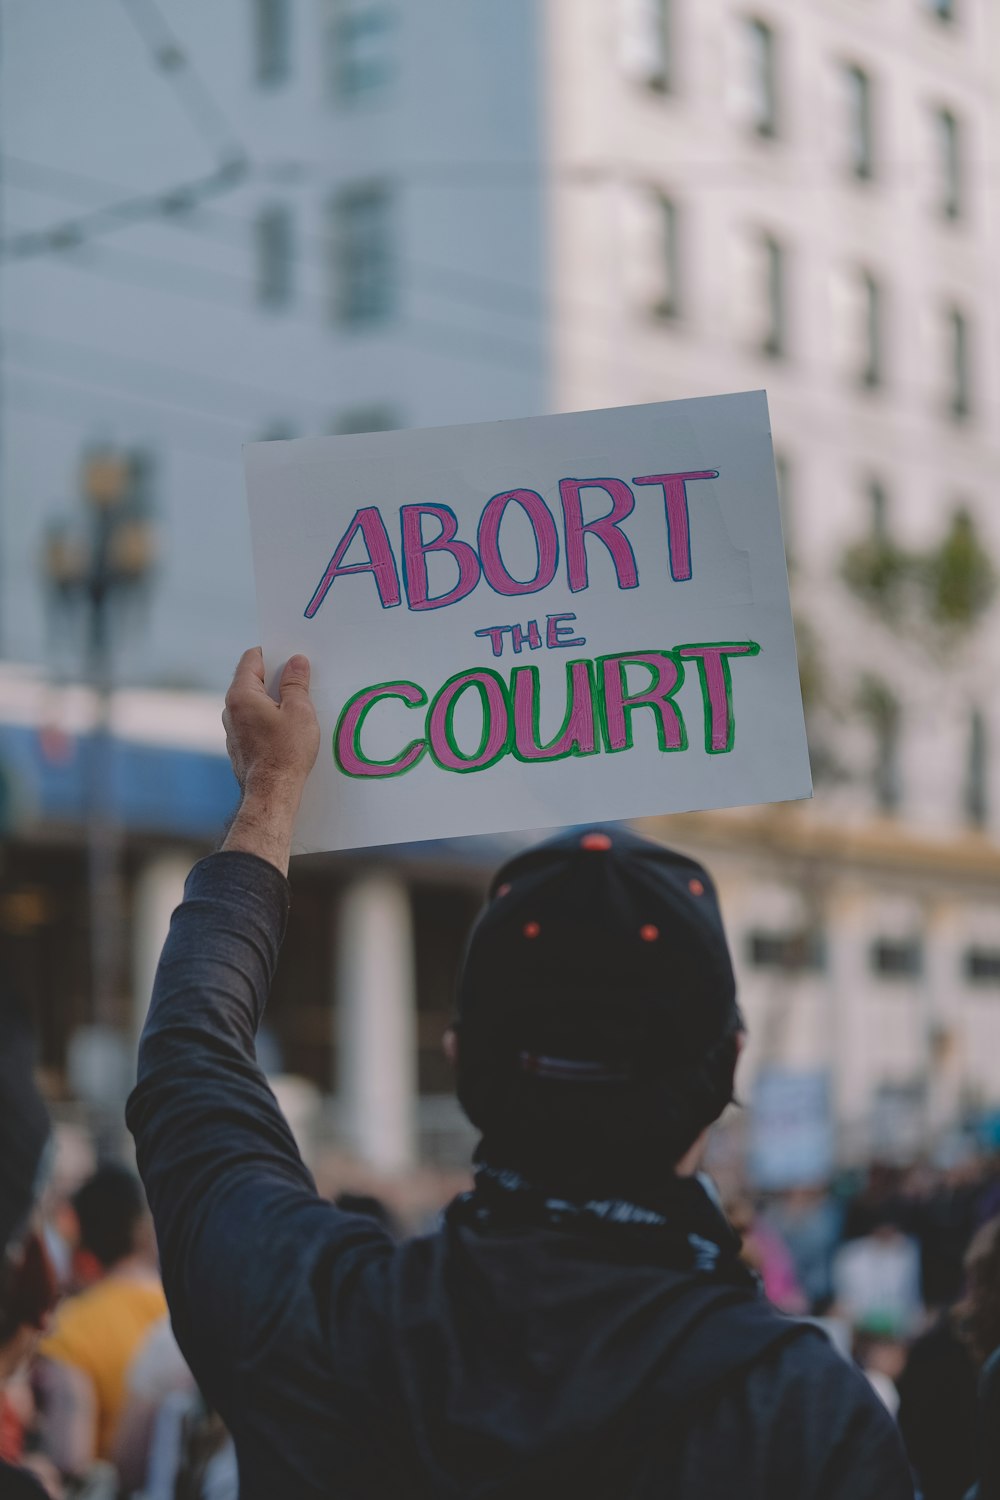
[42,446,156,1034]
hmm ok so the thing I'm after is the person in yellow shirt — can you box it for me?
[38,1163,166,1468]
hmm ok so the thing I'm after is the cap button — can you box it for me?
[580,831,612,851]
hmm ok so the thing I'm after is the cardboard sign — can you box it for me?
[749,1070,835,1190]
[245,391,811,853]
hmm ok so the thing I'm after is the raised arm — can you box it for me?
[126,651,390,1418]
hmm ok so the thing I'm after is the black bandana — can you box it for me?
[449,1163,756,1287]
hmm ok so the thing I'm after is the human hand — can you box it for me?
[221,649,320,873]
[223,647,320,801]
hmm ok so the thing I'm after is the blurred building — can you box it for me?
[2,0,999,1170]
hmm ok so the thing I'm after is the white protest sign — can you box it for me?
[749,1069,835,1190]
[245,391,811,853]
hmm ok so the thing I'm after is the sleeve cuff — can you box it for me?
[185,850,292,919]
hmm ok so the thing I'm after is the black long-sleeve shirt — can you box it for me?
[127,852,914,1499]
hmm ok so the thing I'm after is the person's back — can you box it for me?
[42,1271,167,1456]
[191,1183,900,1498]
[127,648,914,1498]
[833,1221,922,1337]
[39,1163,166,1462]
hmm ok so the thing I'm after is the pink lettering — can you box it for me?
[512,661,597,761]
[427,670,511,772]
[632,470,719,582]
[402,505,480,611]
[547,613,586,648]
[678,642,760,753]
[304,507,401,617]
[334,681,427,777]
[600,651,686,753]
[559,478,639,593]
[478,490,560,596]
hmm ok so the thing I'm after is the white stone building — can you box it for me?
[2,0,999,1170]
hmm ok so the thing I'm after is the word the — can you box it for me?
[305,471,718,618]
[334,641,759,778]
[475,613,586,657]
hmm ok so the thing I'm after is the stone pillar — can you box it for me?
[826,888,871,1163]
[923,900,964,1144]
[131,851,194,1050]
[335,874,417,1172]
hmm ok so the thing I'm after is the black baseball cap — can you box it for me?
[455,826,742,1175]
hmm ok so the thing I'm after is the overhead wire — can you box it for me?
[0,151,551,323]
[2,126,998,430]
[1,326,336,420]
[5,377,242,466]
[0,0,249,263]
[116,0,246,163]
[8,216,998,440]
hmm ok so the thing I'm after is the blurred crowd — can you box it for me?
[1,1115,998,1499]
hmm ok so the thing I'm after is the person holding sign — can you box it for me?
[126,648,911,1499]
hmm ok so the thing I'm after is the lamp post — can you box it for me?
[42,448,155,1032]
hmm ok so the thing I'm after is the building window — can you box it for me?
[334,405,400,434]
[330,182,395,327]
[965,948,1000,985]
[621,186,681,320]
[861,271,882,387]
[868,476,889,542]
[620,0,673,92]
[254,0,291,87]
[747,929,825,972]
[255,204,294,308]
[964,707,988,827]
[745,18,778,137]
[654,193,680,318]
[844,64,875,180]
[763,234,785,356]
[874,710,901,811]
[946,306,971,419]
[328,1,393,101]
[935,108,962,220]
[871,937,922,978]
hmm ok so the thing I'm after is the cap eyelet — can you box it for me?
[523,921,541,939]
[580,832,612,851]
[639,924,660,942]
[688,878,705,897]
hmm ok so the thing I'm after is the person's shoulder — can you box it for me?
[749,1332,905,1446]
[745,1327,913,1491]
[757,1321,878,1401]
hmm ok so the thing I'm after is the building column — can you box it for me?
[131,851,194,1050]
[923,899,964,1144]
[826,888,871,1163]
[335,874,417,1172]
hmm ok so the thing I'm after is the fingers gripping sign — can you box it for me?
[221,648,321,874]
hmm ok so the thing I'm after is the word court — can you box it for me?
[334,642,760,779]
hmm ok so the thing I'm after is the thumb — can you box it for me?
[279,654,311,703]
